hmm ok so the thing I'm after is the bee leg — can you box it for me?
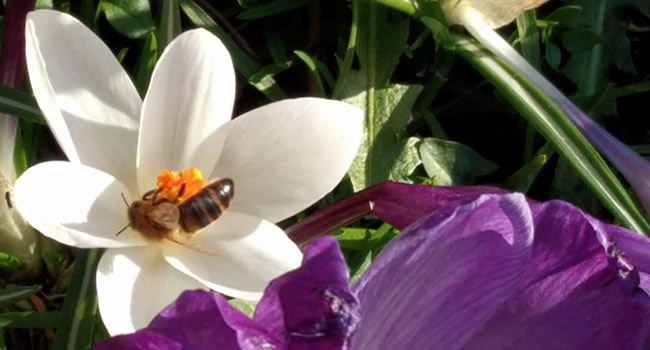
[115,223,129,236]
[177,183,186,199]
[151,189,164,204]
[120,193,129,208]
[142,189,156,201]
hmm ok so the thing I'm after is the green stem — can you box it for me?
[453,33,650,235]
[370,0,417,16]
[516,10,541,163]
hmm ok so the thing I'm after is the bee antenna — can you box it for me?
[120,193,129,208]
[115,223,130,236]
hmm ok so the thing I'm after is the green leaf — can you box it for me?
[503,144,554,192]
[135,32,158,95]
[0,252,21,272]
[343,75,423,190]
[559,0,650,97]
[229,299,257,318]
[346,223,398,281]
[420,17,455,50]
[99,0,156,39]
[545,41,561,70]
[332,0,360,99]
[35,0,54,9]
[0,86,45,125]
[341,2,425,190]
[180,0,286,100]
[348,251,372,285]
[334,227,375,250]
[0,286,41,308]
[157,0,181,50]
[552,158,606,217]
[356,2,409,88]
[419,138,498,186]
[341,3,416,190]
[545,5,582,23]
[52,249,102,350]
[249,59,293,85]
[516,10,541,69]
[0,311,62,328]
[294,50,327,97]
[237,0,312,20]
[560,29,602,53]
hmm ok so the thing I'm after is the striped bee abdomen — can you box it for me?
[178,178,234,232]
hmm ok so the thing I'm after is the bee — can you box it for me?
[119,178,234,243]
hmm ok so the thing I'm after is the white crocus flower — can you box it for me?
[14,10,362,335]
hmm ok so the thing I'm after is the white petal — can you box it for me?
[25,10,141,187]
[137,29,235,192]
[96,246,206,335]
[163,212,302,300]
[210,98,363,222]
[13,161,146,248]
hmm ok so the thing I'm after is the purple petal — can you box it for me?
[92,330,181,350]
[351,193,535,350]
[0,0,34,176]
[255,236,359,350]
[460,200,650,349]
[146,289,281,350]
[287,181,507,245]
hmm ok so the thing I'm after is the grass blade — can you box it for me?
[52,249,102,350]
[0,286,41,308]
[0,86,45,125]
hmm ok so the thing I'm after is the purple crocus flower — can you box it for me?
[93,189,650,349]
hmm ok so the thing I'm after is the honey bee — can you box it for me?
[119,178,234,243]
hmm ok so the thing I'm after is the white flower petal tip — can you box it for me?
[13,161,146,248]
[163,212,303,300]
[97,247,206,335]
[25,10,141,186]
[211,98,364,222]
[137,28,236,191]
[442,0,550,29]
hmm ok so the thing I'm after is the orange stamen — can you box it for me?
[155,167,205,202]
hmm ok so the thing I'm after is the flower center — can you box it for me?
[155,167,205,203]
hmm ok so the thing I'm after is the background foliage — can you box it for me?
[0,0,649,348]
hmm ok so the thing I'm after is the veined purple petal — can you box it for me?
[351,193,535,350]
[461,200,650,349]
[92,289,282,350]
[148,290,281,350]
[92,330,181,350]
[287,181,507,245]
[255,236,359,350]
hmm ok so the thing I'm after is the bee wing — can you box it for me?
[147,203,180,230]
